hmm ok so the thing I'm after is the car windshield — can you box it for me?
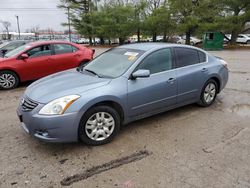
[0,42,9,49]
[4,45,28,58]
[82,48,145,78]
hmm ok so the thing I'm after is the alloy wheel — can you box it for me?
[204,83,216,103]
[0,73,16,89]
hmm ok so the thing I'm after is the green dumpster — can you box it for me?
[203,32,224,50]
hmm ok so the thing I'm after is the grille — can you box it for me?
[21,97,38,112]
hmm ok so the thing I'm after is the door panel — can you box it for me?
[176,64,208,104]
[174,47,208,104]
[18,56,55,81]
[52,44,79,72]
[127,70,177,117]
[127,48,177,117]
[18,44,55,81]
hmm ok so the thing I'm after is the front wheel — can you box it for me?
[198,79,218,107]
[79,106,120,145]
[0,70,19,90]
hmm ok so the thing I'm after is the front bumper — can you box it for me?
[17,101,80,143]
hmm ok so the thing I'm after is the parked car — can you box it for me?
[0,40,30,57]
[17,43,228,145]
[0,41,94,89]
[177,36,202,45]
[236,34,250,44]
[224,34,250,44]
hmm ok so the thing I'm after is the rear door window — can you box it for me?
[53,44,76,55]
[175,47,200,68]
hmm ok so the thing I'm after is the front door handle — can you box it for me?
[167,78,175,83]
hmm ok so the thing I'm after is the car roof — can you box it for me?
[116,42,202,52]
[28,40,75,47]
[0,40,29,45]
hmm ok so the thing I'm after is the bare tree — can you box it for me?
[1,21,11,39]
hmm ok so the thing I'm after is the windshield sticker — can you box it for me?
[128,56,136,61]
[124,52,139,57]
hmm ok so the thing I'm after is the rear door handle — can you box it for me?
[201,68,208,72]
[167,78,175,83]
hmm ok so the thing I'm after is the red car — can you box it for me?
[0,41,94,89]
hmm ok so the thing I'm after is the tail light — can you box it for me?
[219,59,228,69]
[216,56,228,69]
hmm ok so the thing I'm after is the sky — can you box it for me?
[0,0,68,32]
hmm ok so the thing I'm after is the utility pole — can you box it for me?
[15,15,21,39]
[67,7,71,42]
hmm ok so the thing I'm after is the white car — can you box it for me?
[225,34,250,44]
[177,36,202,45]
[236,34,250,44]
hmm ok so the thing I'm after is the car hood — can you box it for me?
[25,69,111,103]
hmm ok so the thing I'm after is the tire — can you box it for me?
[0,70,19,90]
[247,40,250,45]
[198,79,218,107]
[79,105,121,145]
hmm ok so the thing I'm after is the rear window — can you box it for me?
[54,44,77,55]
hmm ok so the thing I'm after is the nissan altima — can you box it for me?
[17,43,228,145]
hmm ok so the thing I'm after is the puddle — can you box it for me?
[230,104,250,117]
[61,150,151,186]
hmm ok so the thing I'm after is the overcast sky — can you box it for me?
[0,0,68,32]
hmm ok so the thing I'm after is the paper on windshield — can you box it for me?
[124,51,139,61]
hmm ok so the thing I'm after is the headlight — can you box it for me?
[39,95,80,115]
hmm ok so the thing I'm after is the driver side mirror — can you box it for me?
[132,69,150,79]
[20,53,28,60]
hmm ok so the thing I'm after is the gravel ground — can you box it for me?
[0,48,250,188]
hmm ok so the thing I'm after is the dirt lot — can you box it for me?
[0,48,250,188]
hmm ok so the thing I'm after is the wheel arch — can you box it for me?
[209,76,221,93]
[0,68,21,82]
[85,100,125,123]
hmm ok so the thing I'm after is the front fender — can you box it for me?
[78,95,127,118]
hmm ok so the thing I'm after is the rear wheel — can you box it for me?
[198,79,218,107]
[246,40,250,44]
[0,70,19,90]
[79,106,120,145]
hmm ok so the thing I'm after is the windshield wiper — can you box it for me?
[84,69,101,77]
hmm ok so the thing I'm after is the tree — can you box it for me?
[58,0,99,45]
[1,21,11,39]
[104,4,136,44]
[143,6,174,42]
[169,0,220,45]
[218,0,250,45]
